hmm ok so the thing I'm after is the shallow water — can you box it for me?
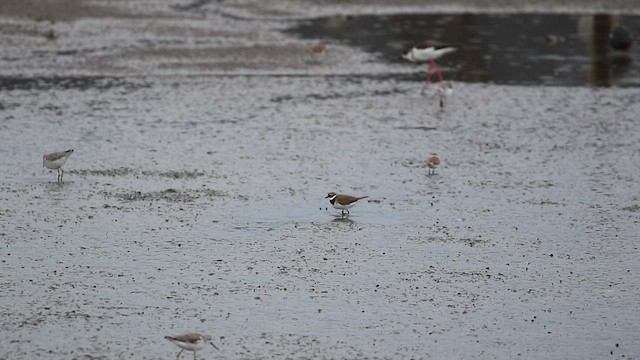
[288,13,640,86]
[1,1,640,359]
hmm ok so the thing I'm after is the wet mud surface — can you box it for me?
[1,1,640,359]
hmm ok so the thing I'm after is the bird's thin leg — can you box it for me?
[431,60,444,81]
[426,63,434,84]
[60,168,64,182]
[193,350,197,360]
[422,64,434,94]
[176,349,183,360]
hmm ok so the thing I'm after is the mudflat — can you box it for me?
[1,1,639,359]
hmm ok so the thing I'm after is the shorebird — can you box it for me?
[309,42,326,54]
[436,80,453,108]
[402,40,457,92]
[545,34,566,46]
[326,192,368,216]
[165,333,218,360]
[43,148,74,182]
[426,153,441,175]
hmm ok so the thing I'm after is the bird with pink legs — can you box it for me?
[402,40,457,94]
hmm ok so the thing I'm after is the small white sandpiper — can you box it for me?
[436,80,453,108]
[165,332,218,360]
[42,148,74,182]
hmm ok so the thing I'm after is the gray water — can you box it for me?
[288,13,640,86]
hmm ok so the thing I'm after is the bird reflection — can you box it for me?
[331,215,355,224]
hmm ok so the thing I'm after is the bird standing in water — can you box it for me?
[43,148,74,182]
[426,154,441,175]
[402,40,457,93]
[165,333,218,360]
[436,81,453,108]
[326,192,368,216]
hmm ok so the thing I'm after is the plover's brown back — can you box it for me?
[427,154,441,174]
[43,149,74,169]
[43,148,74,182]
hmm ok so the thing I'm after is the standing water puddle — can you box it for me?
[287,13,639,87]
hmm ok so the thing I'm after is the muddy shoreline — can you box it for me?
[1,1,639,359]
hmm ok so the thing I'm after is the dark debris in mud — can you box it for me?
[69,168,207,178]
[409,234,489,247]
[103,188,225,202]
[70,168,136,177]
[0,76,150,91]
[270,87,410,103]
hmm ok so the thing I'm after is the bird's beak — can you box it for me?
[210,342,220,350]
[325,195,331,198]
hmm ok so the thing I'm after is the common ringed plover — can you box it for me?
[326,192,368,215]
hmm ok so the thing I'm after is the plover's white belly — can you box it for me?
[332,202,355,210]
[171,340,205,351]
[44,157,68,170]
